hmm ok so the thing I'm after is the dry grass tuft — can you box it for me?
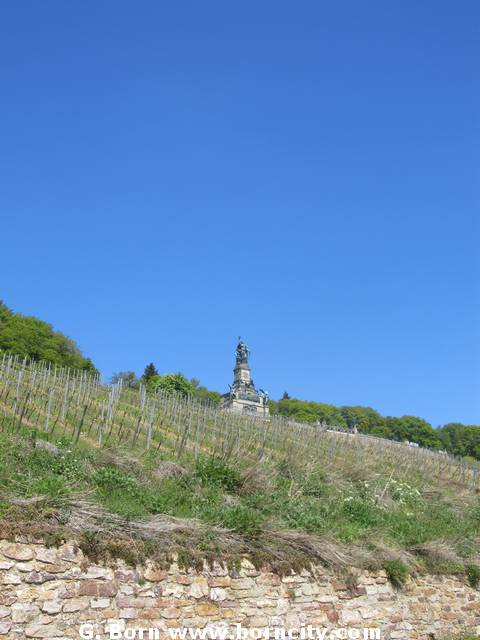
[62,497,209,538]
[238,463,276,496]
[153,460,190,482]
[0,493,48,506]
[411,540,464,565]
[265,530,378,572]
[95,449,140,473]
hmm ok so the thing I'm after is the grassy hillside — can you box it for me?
[0,353,479,586]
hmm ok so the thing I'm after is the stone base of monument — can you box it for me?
[219,394,270,417]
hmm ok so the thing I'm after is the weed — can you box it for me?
[79,531,102,562]
[383,559,409,589]
[43,530,65,548]
[466,564,480,589]
[423,559,466,576]
[195,456,240,492]
[302,472,328,498]
[105,540,141,566]
[286,587,296,601]
[218,504,261,536]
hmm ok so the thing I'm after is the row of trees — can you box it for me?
[437,422,480,460]
[0,301,97,373]
[271,395,480,460]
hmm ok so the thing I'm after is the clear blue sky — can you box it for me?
[1,1,479,427]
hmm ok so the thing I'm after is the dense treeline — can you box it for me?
[438,423,480,460]
[270,396,480,461]
[0,301,97,373]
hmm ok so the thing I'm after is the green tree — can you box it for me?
[383,416,443,449]
[0,301,97,373]
[142,362,158,383]
[111,371,139,389]
[192,385,222,404]
[340,406,385,433]
[147,372,196,397]
[277,397,347,426]
[438,423,480,459]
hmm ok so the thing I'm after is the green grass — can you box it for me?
[0,428,479,581]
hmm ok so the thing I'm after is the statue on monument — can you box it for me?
[235,337,250,363]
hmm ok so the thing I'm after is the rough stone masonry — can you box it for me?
[0,538,479,639]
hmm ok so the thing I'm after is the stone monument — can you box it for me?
[220,338,270,417]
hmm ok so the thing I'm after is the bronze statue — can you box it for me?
[235,337,250,363]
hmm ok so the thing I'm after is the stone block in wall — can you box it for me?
[188,577,209,598]
[230,577,256,589]
[90,597,111,608]
[24,624,64,638]
[41,600,62,614]
[208,577,231,587]
[0,620,11,634]
[11,602,41,623]
[143,566,168,582]
[210,587,227,601]
[195,603,220,616]
[2,542,34,561]
[62,598,89,612]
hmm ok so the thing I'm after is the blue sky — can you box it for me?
[1,1,479,426]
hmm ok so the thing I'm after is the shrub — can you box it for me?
[144,479,193,516]
[93,466,148,517]
[383,559,409,589]
[25,447,83,481]
[466,564,480,589]
[341,496,381,528]
[302,472,328,498]
[94,466,139,495]
[195,457,240,492]
[217,504,261,536]
[79,531,102,562]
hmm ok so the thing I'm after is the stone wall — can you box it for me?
[0,539,479,640]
